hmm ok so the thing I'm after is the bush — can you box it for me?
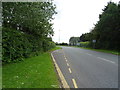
[2,27,55,63]
[79,41,90,48]
[3,27,27,62]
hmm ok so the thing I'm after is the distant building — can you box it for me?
[69,37,80,46]
[76,43,80,46]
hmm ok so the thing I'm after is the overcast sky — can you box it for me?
[52,0,119,43]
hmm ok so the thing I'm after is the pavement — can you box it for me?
[51,46,118,88]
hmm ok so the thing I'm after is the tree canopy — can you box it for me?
[79,1,120,51]
[2,2,57,63]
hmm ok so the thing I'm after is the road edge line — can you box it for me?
[51,53,70,88]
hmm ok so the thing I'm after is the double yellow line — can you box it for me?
[51,50,78,88]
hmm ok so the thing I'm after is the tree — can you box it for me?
[94,2,120,50]
[80,33,91,42]
[79,1,120,50]
[2,2,57,63]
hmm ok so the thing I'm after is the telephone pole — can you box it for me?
[59,30,60,43]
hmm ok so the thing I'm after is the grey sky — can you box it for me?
[52,0,119,43]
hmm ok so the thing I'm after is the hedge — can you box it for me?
[79,41,90,48]
[2,27,55,63]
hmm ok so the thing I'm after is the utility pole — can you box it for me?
[59,30,60,43]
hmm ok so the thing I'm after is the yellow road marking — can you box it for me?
[72,79,78,88]
[51,53,70,88]
[68,68,72,73]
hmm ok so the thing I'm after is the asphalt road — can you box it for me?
[52,46,118,88]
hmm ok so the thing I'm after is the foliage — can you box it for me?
[56,42,68,46]
[79,2,120,51]
[3,2,56,37]
[2,2,57,63]
[80,33,91,42]
[79,41,90,48]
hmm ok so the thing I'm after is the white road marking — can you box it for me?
[62,49,69,62]
[67,63,69,67]
[65,58,68,62]
[68,68,72,73]
[72,79,78,88]
[97,57,116,64]
[86,53,92,56]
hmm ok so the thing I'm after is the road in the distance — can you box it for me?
[52,46,118,88]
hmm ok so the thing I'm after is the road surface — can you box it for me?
[52,46,118,88]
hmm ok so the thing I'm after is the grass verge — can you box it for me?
[72,46,119,55]
[49,46,62,52]
[2,46,61,88]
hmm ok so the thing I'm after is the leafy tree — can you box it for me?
[93,2,120,50]
[80,33,91,42]
[79,1,120,51]
[2,2,57,63]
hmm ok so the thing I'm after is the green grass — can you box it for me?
[49,46,62,52]
[2,46,61,88]
[73,46,119,55]
[0,67,2,89]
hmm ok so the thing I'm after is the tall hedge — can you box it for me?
[79,2,120,51]
[2,2,56,63]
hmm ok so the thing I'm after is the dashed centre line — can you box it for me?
[63,49,79,88]
[86,53,92,56]
[65,58,68,62]
[67,63,70,66]
[72,79,78,88]
[68,68,72,73]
